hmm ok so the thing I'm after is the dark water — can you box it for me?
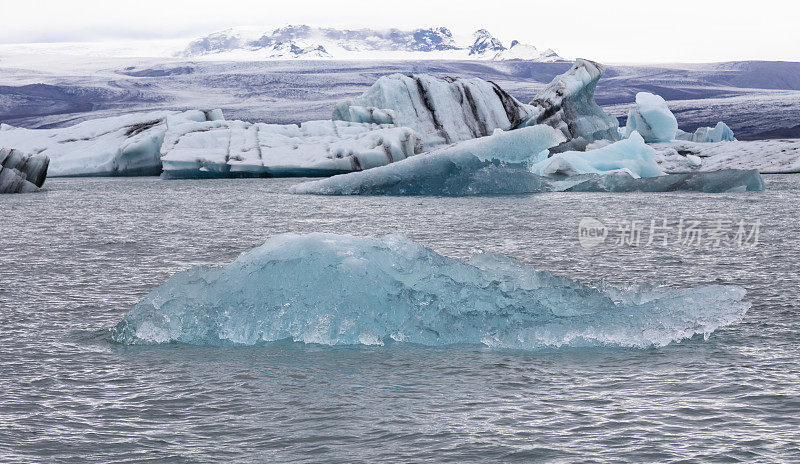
[1,176,799,463]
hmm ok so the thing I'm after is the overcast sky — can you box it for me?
[1,0,798,63]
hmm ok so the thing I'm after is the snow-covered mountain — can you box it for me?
[182,25,564,61]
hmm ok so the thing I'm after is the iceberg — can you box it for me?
[0,110,219,176]
[291,125,567,195]
[529,132,666,178]
[563,169,765,193]
[654,139,800,174]
[0,148,49,193]
[111,233,750,348]
[624,92,679,143]
[160,119,423,178]
[517,59,621,152]
[332,73,534,149]
[676,122,736,143]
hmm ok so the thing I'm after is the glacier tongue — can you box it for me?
[160,119,423,178]
[0,148,49,193]
[332,73,535,149]
[111,233,750,348]
[518,59,622,152]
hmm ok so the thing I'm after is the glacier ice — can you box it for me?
[529,132,666,178]
[0,110,218,176]
[624,92,679,143]
[291,125,566,195]
[111,233,750,348]
[0,148,49,193]
[676,122,736,143]
[332,73,535,149]
[160,119,423,178]
[517,59,622,152]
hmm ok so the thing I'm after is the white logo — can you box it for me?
[578,217,607,249]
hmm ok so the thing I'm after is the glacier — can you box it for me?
[517,59,622,152]
[676,122,737,143]
[291,125,567,195]
[0,110,220,177]
[624,92,679,143]
[0,148,49,193]
[160,119,422,178]
[332,73,535,149]
[111,233,750,349]
[529,132,665,178]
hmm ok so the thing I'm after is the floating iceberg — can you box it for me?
[332,73,534,149]
[0,148,49,193]
[676,122,736,143]
[654,139,800,174]
[291,125,566,195]
[518,59,621,152]
[160,119,423,178]
[562,169,765,193]
[624,92,679,143]
[0,110,220,176]
[529,132,665,178]
[111,233,750,348]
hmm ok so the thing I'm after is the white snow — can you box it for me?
[625,92,679,143]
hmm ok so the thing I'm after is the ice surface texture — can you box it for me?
[291,125,566,195]
[625,92,679,143]
[562,169,765,193]
[332,73,535,149]
[0,110,218,176]
[654,139,800,173]
[160,119,422,178]
[111,233,750,348]
[530,132,665,178]
[0,148,49,193]
[518,59,621,152]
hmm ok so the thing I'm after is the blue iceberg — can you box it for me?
[112,233,750,349]
[529,132,665,178]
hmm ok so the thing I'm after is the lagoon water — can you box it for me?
[1,176,799,463]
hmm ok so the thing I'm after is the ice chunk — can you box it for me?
[160,119,423,178]
[518,59,621,152]
[0,148,49,193]
[111,233,750,348]
[624,92,679,143]
[529,132,665,178]
[676,122,736,143]
[0,110,218,176]
[563,169,765,193]
[332,73,534,149]
[291,125,566,195]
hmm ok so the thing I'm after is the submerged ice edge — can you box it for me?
[111,233,750,349]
